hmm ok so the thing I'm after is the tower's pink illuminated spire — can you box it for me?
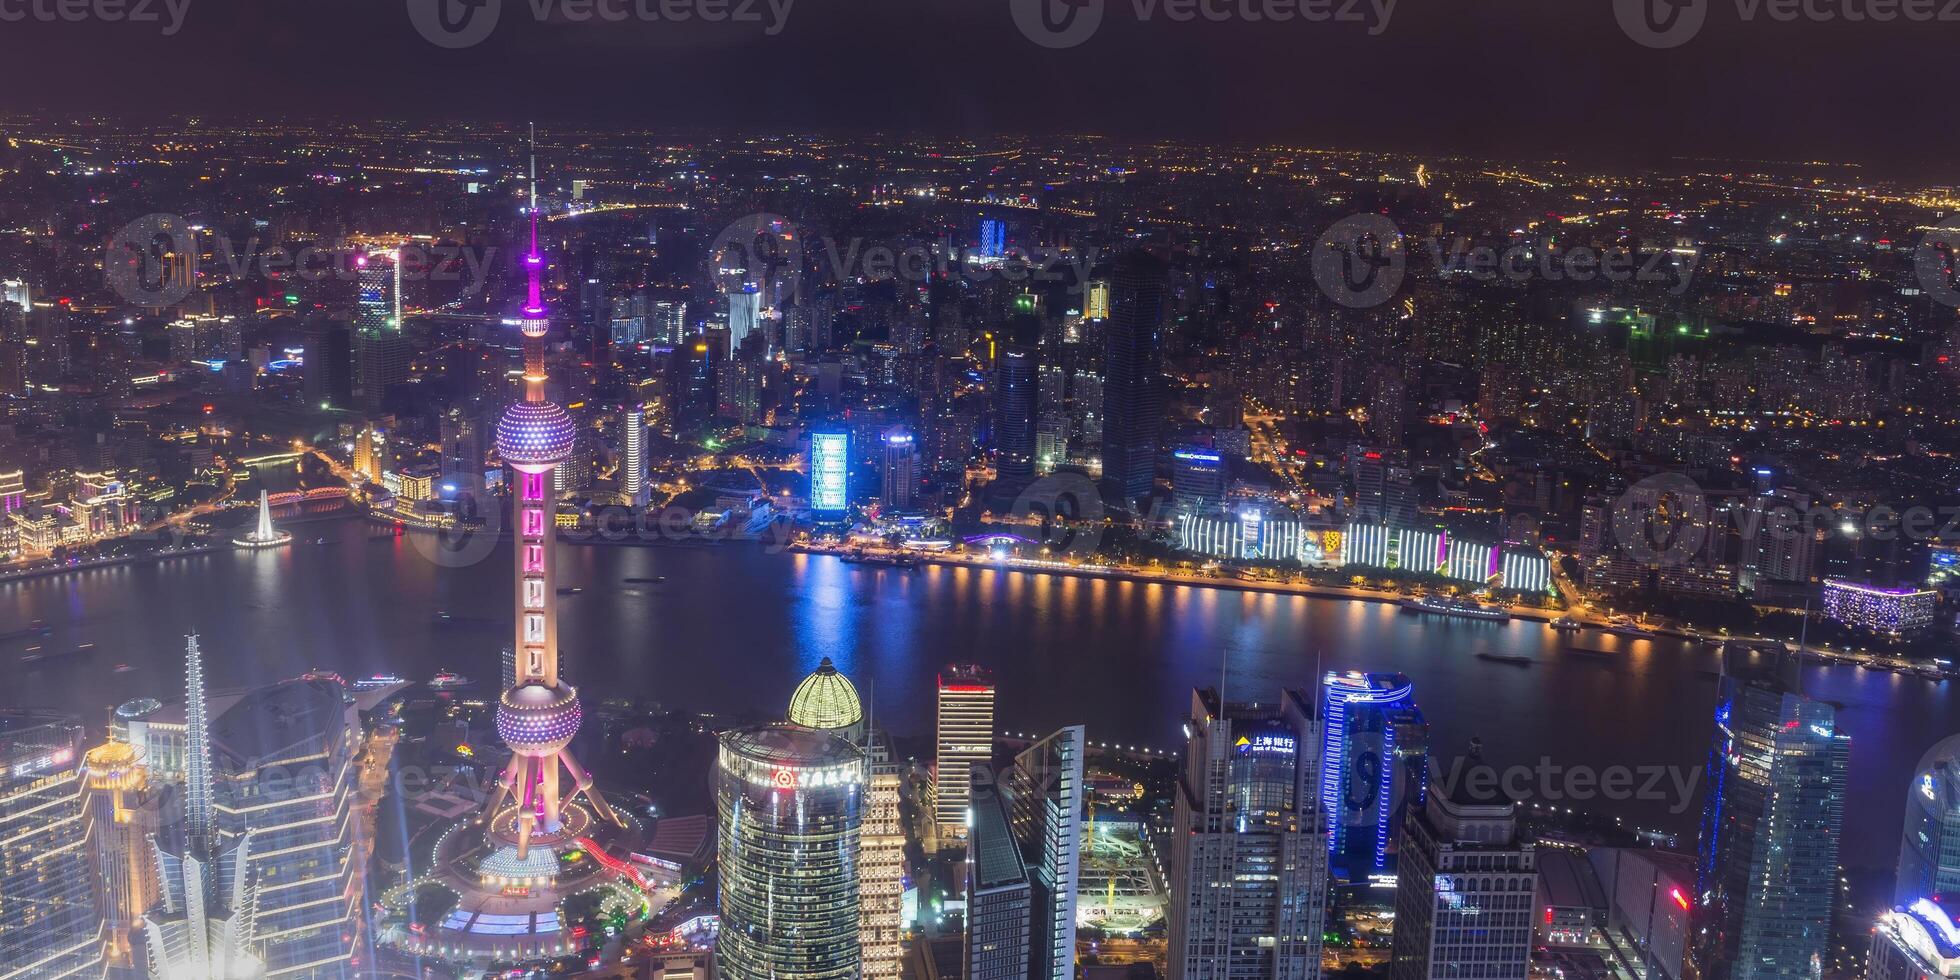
[524,121,544,315]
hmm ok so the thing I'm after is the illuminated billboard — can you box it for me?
[810,432,848,512]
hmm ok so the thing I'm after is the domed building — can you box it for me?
[788,657,867,745]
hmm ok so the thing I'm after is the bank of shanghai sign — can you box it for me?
[811,433,848,512]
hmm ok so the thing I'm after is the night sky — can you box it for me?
[1,0,1955,179]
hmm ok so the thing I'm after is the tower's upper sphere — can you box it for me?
[496,681,583,756]
[497,400,577,466]
[787,657,864,735]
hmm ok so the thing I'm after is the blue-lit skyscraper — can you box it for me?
[980,218,1006,259]
[1320,671,1427,882]
[1692,649,1849,980]
[809,431,849,517]
[1897,747,1960,907]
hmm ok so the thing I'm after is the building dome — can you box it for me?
[496,401,577,467]
[496,681,583,755]
[787,657,864,736]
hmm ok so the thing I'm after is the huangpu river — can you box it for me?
[4,511,1956,876]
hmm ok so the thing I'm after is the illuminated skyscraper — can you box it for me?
[481,125,621,861]
[809,430,849,518]
[0,710,102,980]
[936,664,996,839]
[1869,897,1960,980]
[83,740,156,971]
[1898,748,1960,907]
[1320,671,1427,882]
[1388,744,1535,980]
[787,659,904,980]
[1004,726,1084,980]
[622,402,646,505]
[352,250,411,415]
[980,218,1006,259]
[716,724,865,980]
[1692,650,1849,980]
[1167,688,1326,980]
[351,423,383,484]
[880,425,919,512]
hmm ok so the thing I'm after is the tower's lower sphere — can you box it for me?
[496,401,577,466]
[496,682,583,756]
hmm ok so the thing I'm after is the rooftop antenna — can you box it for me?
[527,121,537,217]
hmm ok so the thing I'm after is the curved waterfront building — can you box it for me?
[716,724,865,980]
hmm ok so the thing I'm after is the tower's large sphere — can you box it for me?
[496,401,577,466]
[496,682,583,756]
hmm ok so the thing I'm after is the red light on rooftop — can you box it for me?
[1671,887,1691,911]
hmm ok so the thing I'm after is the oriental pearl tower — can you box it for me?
[480,124,621,860]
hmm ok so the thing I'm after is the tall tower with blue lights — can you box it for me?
[480,124,620,860]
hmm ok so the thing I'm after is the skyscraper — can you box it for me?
[1869,897,1960,980]
[786,658,904,980]
[0,710,102,980]
[936,664,996,840]
[994,346,1038,488]
[352,251,411,415]
[1388,743,1536,980]
[622,402,646,505]
[83,740,156,972]
[1004,726,1084,980]
[1167,688,1327,980]
[482,125,622,861]
[1897,747,1960,907]
[1692,649,1850,980]
[1101,251,1167,508]
[716,724,865,980]
[967,776,1032,980]
[881,425,919,512]
[1321,671,1428,882]
[1171,447,1225,514]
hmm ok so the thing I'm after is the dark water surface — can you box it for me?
[4,513,1953,873]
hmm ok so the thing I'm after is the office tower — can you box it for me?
[144,635,261,980]
[352,423,383,483]
[622,403,646,505]
[204,675,363,977]
[440,409,486,490]
[0,710,103,980]
[83,740,156,971]
[716,724,865,980]
[1691,649,1850,980]
[1388,744,1537,980]
[980,217,1006,259]
[1101,251,1167,508]
[935,664,996,839]
[1004,726,1084,980]
[728,284,762,357]
[300,318,353,410]
[653,300,687,346]
[482,128,623,860]
[881,425,919,511]
[352,252,411,415]
[0,469,23,512]
[1171,447,1225,513]
[787,658,904,980]
[356,251,400,333]
[1898,747,1960,906]
[1869,897,1960,980]
[967,776,1032,980]
[809,431,850,517]
[0,296,26,395]
[995,346,1037,487]
[1085,280,1110,321]
[1321,671,1428,882]
[1168,688,1327,980]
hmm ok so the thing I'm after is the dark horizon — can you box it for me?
[1,0,1956,182]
